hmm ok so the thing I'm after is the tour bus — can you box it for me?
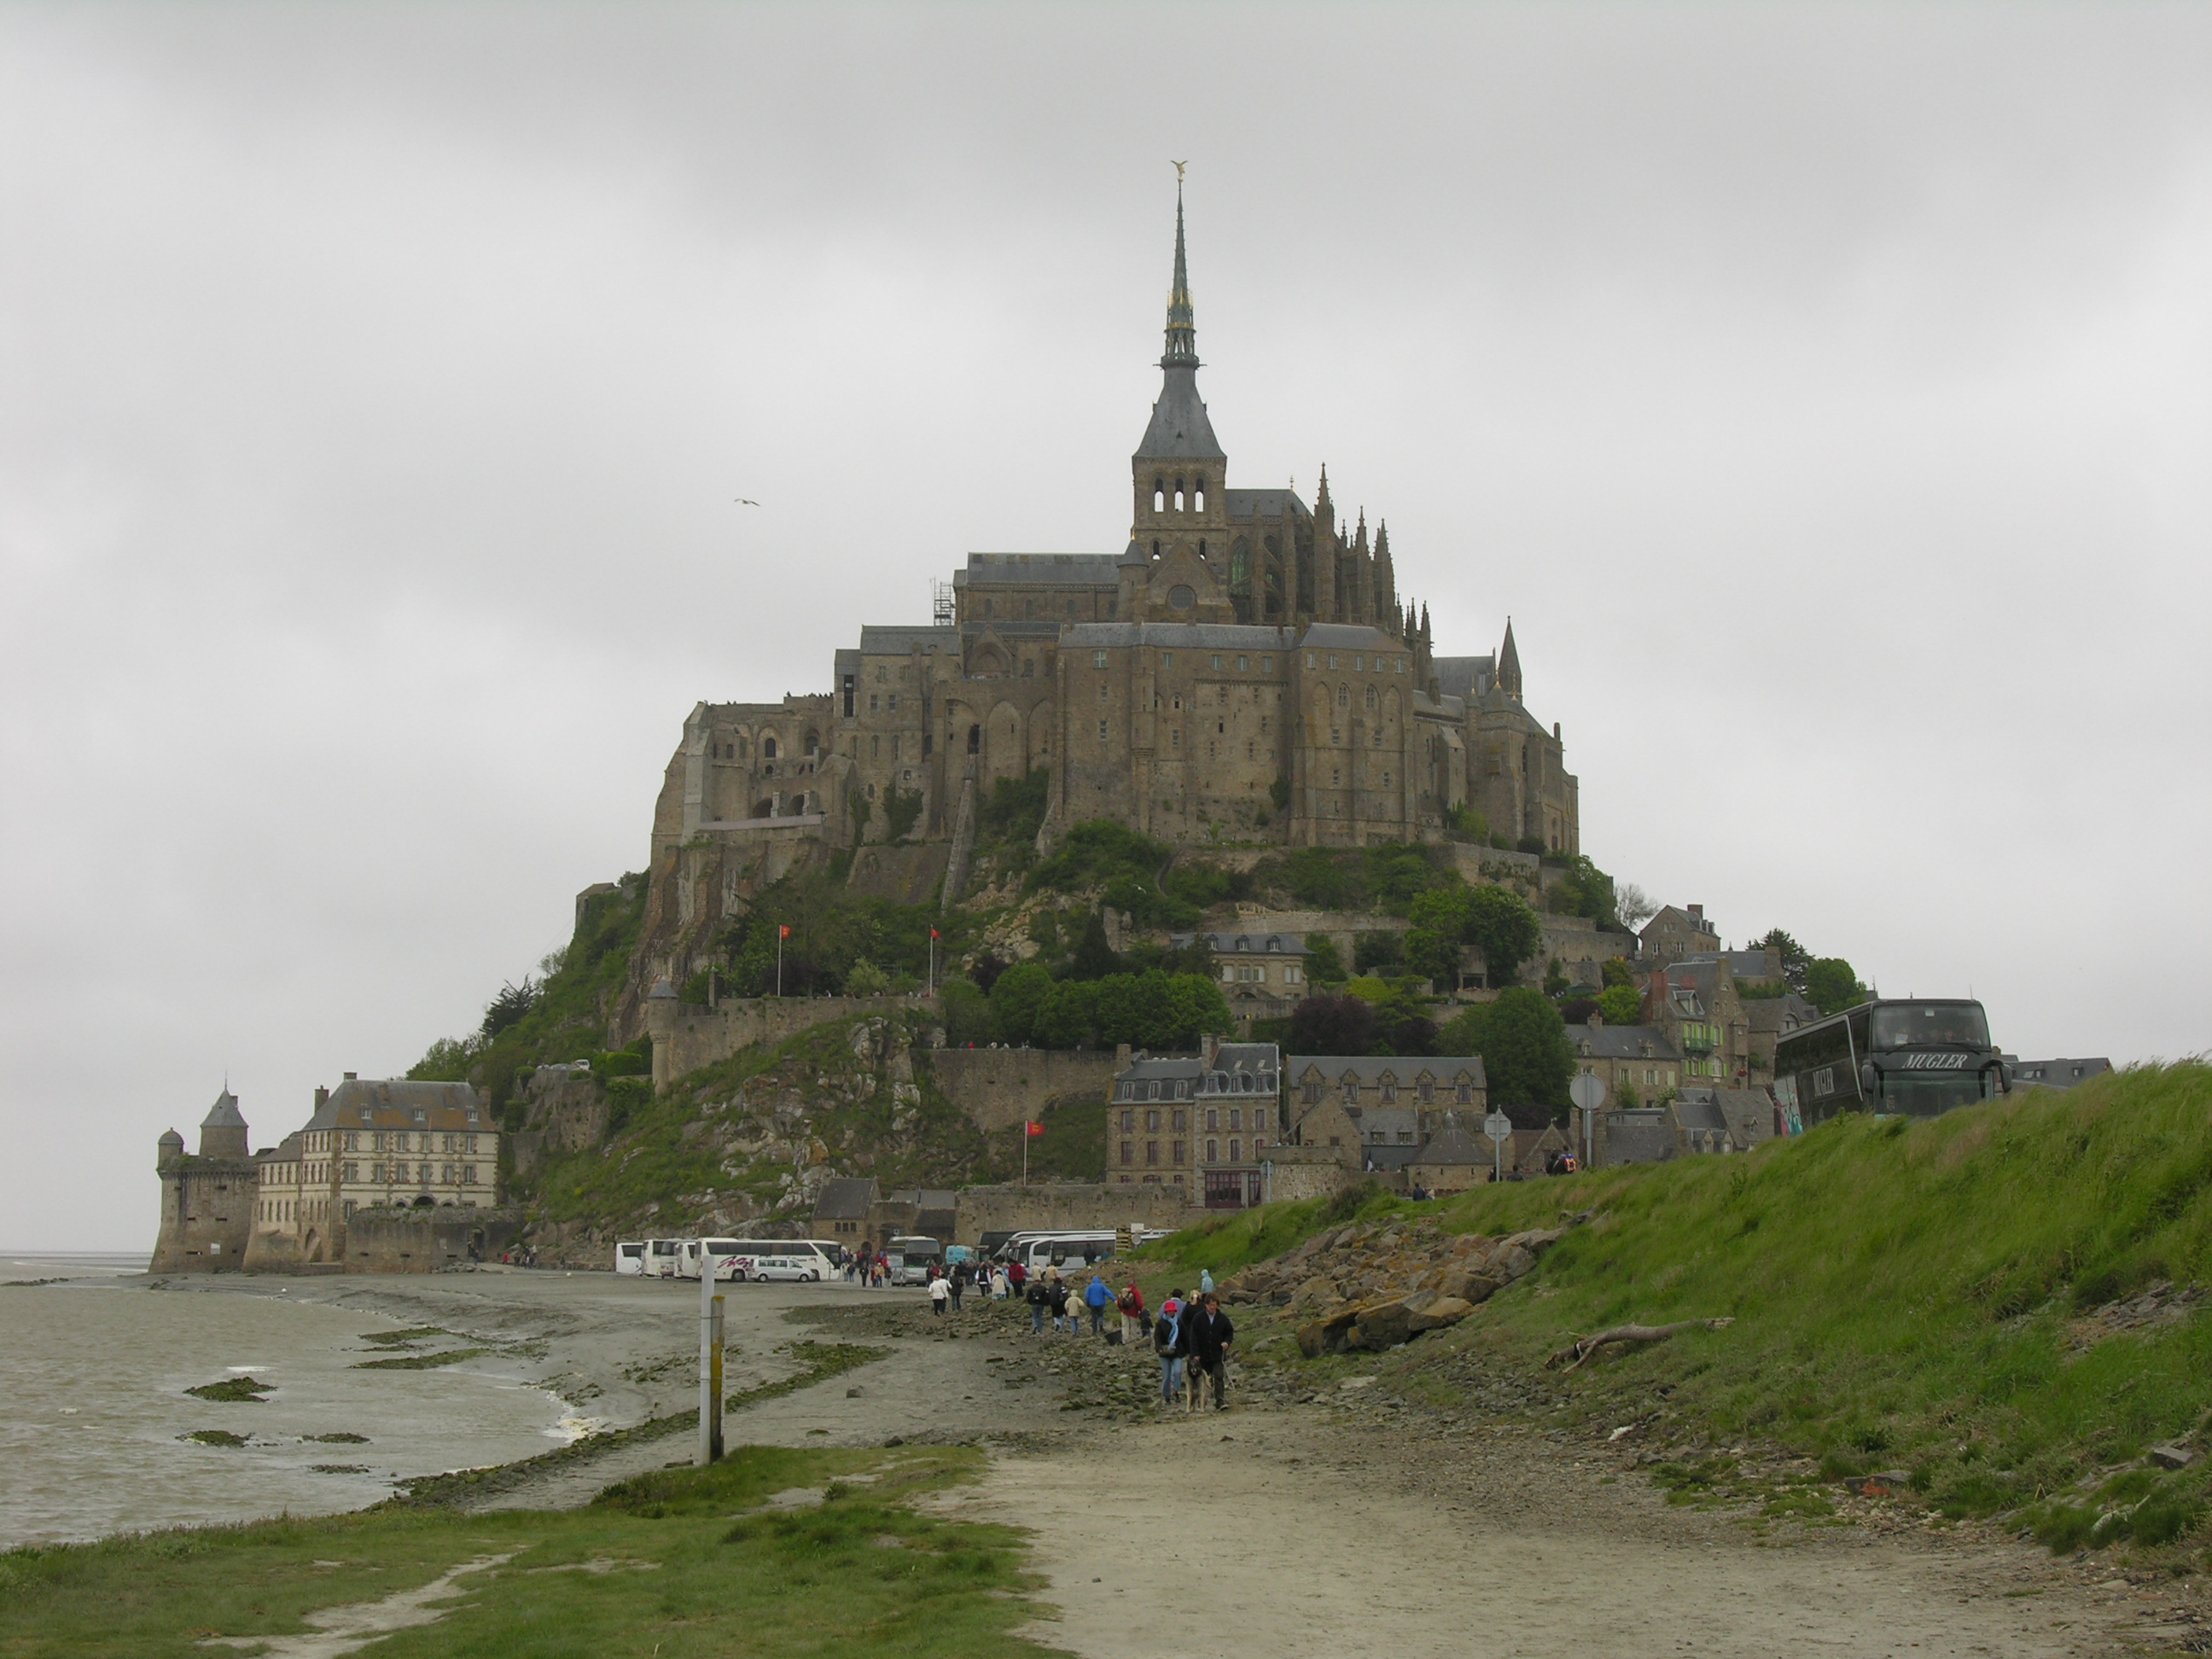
[614,1241,647,1276]
[1774,999,2007,1127]
[643,1238,686,1278]
[885,1235,943,1286]
[1009,1231,1120,1275]
[680,1238,832,1281]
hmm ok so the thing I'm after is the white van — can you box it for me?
[614,1241,647,1276]
[1017,1233,1118,1275]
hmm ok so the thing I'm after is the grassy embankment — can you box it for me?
[0,1445,1060,1659]
[1157,1062,2212,1554]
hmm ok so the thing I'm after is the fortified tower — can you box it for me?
[149,1089,256,1272]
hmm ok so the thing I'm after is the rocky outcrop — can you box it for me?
[1214,1214,1579,1356]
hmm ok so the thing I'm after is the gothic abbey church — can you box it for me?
[640,187,1578,970]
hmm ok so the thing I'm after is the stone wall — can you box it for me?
[1260,1145,1362,1203]
[952,1182,1194,1244]
[918,1048,1120,1134]
[646,992,932,1089]
[150,1156,257,1272]
[845,842,951,905]
[341,1207,522,1273]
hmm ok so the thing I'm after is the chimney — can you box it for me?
[343,1071,358,1081]
[1202,1033,1220,1068]
[314,1086,329,1109]
[1686,905,1703,923]
[1114,1043,1132,1073]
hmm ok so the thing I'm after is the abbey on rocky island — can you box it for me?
[641,184,1580,975]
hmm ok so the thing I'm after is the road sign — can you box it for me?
[1483,1111,1512,1144]
[1569,1073,1606,1113]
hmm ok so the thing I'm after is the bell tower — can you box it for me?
[1124,172,1231,623]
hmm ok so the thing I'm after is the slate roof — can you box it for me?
[956,554,1121,587]
[2005,1057,2114,1089]
[1674,1096,1729,1134]
[1224,487,1311,522]
[1410,1115,1489,1166]
[857,626,959,654]
[304,1079,486,1134]
[1288,1055,1487,1086]
[1570,1025,1681,1061]
[1063,622,1295,650]
[202,1089,247,1130]
[1430,655,1496,702]
[1297,623,1397,650]
[812,1177,878,1220]
[1136,364,1225,459]
[1171,931,1308,957]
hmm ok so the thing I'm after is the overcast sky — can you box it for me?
[4,4,2207,1250]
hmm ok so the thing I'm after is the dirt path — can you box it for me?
[944,1408,2190,1659]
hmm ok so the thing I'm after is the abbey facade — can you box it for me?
[643,189,1578,963]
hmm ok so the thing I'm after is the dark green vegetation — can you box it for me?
[179,1429,249,1448]
[1436,989,1577,1115]
[1155,1063,2212,1557]
[182,1375,271,1403]
[385,1342,887,1511]
[0,1446,1056,1659]
[408,874,650,1128]
[352,1347,492,1371]
[713,865,980,999]
[524,1014,1018,1233]
[975,962,1231,1051]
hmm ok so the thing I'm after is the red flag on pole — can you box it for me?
[929,928,940,940]
[778,924,791,939]
[1024,1121,1044,1138]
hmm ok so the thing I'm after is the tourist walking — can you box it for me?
[1008,1259,1028,1296]
[1115,1280,1147,1347]
[992,1264,1010,1301]
[1025,1272,1052,1335]
[1187,1293,1235,1412]
[1082,1272,1112,1336]
[948,1260,969,1312]
[1046,1269,1072,1334]
[1153,1293,1188,1407]
[1199,1266,1215,1296]
[928,1270,951,1315]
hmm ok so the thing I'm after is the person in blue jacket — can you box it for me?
[1082,1272,1114,1336]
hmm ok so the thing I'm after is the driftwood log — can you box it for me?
[1545,1317,1735,1371]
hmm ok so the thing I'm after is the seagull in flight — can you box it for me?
[735,498,760,507]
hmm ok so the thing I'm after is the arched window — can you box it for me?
[967,724,981,754]
[1174,477,1185,512]
[1154,480,1166,512]
[1194,477,1207,512]
[1365,685,1377,712]
[1336,686,1349,709]
[762,736,778,760]
[804,730,820,757]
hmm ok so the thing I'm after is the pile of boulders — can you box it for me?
[1217,1215,1577,1356]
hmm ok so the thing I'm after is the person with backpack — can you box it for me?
[1082,1272,1113,1336]
[1186,1293,1236,1412]
[1045,1270,1072,1334]
[1025,1271,1052,1335]
[1116,1281,1147,1348]
[1153,1292,1189,1407]
[947,1259,969,1312]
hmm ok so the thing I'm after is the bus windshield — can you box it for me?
[1871,1004,1988,1050]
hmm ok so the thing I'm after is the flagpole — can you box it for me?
[777,927,783,998]
[1022,1121,1029,1185]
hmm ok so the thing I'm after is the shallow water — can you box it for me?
[0,1266,575,1547]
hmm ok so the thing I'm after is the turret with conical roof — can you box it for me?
[200,1087,249,1159]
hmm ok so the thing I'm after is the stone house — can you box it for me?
[2004,1056,2114,1090]
[1645,958,1754,1090]
[1569,1021,1685,1108]
[1405,1114,1495,1195]
[1743,990,1821,1083]
[1284,1054,1487,1170]
[1169,930,1310,1031]
[1108,1038,1281,1208]
[811,1176,879,1249]
[245,1076,498,1270]
[1639,904,1720,969]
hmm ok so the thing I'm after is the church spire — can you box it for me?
[1313,463,1332,523]
[1161,175,1197,368]
[1499,617,1523,701]
[1374,519,1396,623]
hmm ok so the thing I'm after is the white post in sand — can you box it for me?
[698,1263,724,1466]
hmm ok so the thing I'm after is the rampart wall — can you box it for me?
[952,1182,1194,1243]
[645,992,931,1088]
[918,1049,1119,1133]
[150,1159,256,1272]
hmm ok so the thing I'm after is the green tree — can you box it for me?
[1067,909,1123,981]
[1545,854,1619,926]
[1541,958,1572,1000]
[1600,957,1634,990]
[1596,983,1643,1026]
[1758,928,1813,993]
[1805,958,1868,1016]
[1353,931,1406,975]
[1302,934,1348,984]
[844,958,889,996]
[940,978,992,1046]
[1030,980,1097,1048]
[1161,973,1234,1047]
[987,961,1053,1045]
[1438,987,1575,1115]
[1402,926,1463,986]
[1463,884,1542,987]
